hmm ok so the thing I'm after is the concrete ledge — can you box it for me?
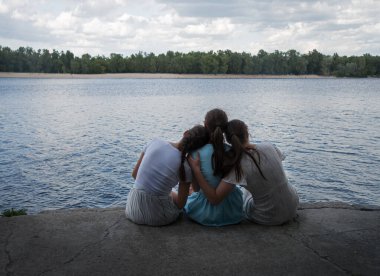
[1,202,379,275]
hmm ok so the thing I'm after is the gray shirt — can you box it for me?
[223,142,299,225]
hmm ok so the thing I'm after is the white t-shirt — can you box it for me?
[134,138,192,196]
[222,142,299,225]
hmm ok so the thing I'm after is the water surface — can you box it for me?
[0,77,379,213]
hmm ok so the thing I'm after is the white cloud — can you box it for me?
[184,18,235,36]
[10,9,23,20]
[0,0,379,56]
[0,1,9,14]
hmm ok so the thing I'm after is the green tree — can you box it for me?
[241,52,254,74]
[40,49,52,73]
[70,57,81,74]
[200,51,219,74]
[1,45,380,77]
[109,53,126,73]
[226,50,243,74]
[286,49,307,75]
[306,49,323,74]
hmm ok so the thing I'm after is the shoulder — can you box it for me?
[144,138,166,151]
[256,142,285,160]
[196,143,213,154]
[222,168,247,186]
[256,141,272,148]
[255,142,276,152]
[151,137,164,143]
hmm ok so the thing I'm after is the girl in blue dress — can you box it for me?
[184,109,243,226]
[188,119,299,225]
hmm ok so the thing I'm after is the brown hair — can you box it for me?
[179,125,209,182]
[204,108,228,176]
[224,119,265,181]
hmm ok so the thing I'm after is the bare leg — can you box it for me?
[170,191,178,205]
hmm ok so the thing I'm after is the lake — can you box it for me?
[0,77,379,214]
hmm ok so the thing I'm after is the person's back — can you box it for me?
[197,144,219,187]
[184,143,243,226]
[135,138,183,195]
[239,142,299,225]
[125,125,209,226]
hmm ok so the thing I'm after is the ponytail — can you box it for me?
[204,109,229,177]
[223,119,266,180]
[223,134,244,181]
[211,126,225,176]
[245,149,266,180]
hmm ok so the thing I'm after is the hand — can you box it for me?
[187,152,201,171]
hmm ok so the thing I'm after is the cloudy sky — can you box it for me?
[1,0,379,56]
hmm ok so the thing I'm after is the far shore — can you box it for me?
[0,72,334,79]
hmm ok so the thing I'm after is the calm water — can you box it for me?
[0,77,379,214]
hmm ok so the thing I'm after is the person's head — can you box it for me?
[225,119,249,146]
[179,125,209,181]
[204,108,228,176]
[224,119,265,180]
[204,108,228,135]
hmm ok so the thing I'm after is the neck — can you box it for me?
[171,141,183,151]
[243,141,255,150]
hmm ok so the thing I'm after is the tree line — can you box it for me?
[1,45,379,77]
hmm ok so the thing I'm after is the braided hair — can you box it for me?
[179,125,209,182]
[224,120,265,181]
[204,108,228,176]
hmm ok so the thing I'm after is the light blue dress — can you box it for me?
[184,144,243,226]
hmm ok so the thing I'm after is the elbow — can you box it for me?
[132,169,137,179]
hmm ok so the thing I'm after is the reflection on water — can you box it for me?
[0,78,379,213]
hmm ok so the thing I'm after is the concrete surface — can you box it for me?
[1,202,379,276]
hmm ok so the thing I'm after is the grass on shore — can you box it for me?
[1,208,27,217]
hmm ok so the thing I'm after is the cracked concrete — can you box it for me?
[0,202,379,275]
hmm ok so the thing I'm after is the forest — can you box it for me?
[0,45,379,77]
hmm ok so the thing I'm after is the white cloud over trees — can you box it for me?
[0,0,379,55]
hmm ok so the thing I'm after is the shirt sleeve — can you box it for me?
[222,169,247,186]
[142,139,155,153]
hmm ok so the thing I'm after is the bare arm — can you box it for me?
[191,172,200,192]
[171,181,191,209]
[132,152,144,179]
[188,153,234,205]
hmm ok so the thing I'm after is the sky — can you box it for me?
[1,0,379,57]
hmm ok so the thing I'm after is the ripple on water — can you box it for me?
[1,78,380,213]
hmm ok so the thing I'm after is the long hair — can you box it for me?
[204,108,228,176]
[224,120,265,181]
[179,125,210,182]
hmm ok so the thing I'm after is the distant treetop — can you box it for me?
[0,46,379,77]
